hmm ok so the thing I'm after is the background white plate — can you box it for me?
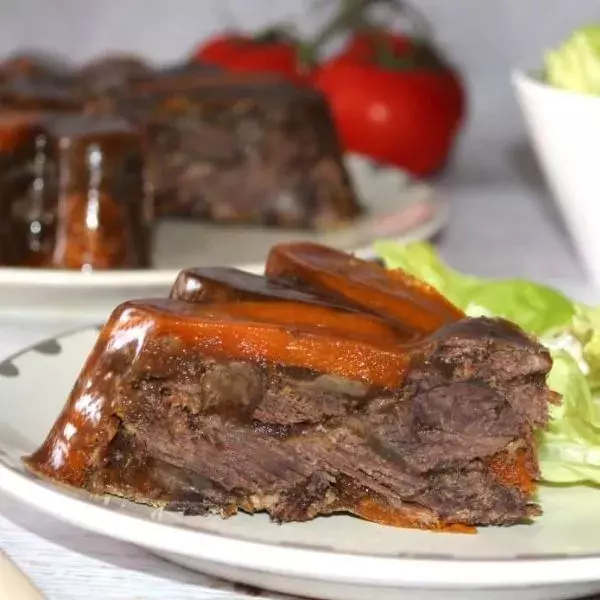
[1,326,600,600]
[0,154,448,322]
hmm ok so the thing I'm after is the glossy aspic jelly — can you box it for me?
[0,112,152,270]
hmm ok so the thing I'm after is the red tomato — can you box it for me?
[192,32,310,84]
[315,59,465,177]
[228,43,311,85]
[192,33,248,67]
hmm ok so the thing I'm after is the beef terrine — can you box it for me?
[24,243,557,531]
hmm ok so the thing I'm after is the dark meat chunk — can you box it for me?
[0,78,83,112]
[151,61,222,78]
[78,54,153,96]
[0,52,76,86]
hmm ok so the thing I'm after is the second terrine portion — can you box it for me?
[88,72,364,228]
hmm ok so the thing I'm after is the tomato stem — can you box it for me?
[316,0,433,41]
[247,1,449,73]
[301,0,374,66]
[303,0,442,67]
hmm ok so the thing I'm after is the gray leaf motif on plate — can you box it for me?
[32,339,62,355]
[0,361,19,377]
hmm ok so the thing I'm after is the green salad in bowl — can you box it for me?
[376,241,600,485]
[546,24,600,96]
[513,22,600,288]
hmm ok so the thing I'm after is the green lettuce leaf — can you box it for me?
[374,240,600,485]
[374,240,575,335]
[537,350,600,484]
[545,24,600,96]
[572,305,600,392]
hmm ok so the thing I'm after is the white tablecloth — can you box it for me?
[0,176,593,600]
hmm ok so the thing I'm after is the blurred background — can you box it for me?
[0,0,597,282]
[0,0,594,180]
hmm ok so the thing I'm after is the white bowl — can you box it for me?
[513,70,600,286]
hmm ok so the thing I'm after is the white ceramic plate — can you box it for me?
[2,327,600,600]
[0,154,448,322]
